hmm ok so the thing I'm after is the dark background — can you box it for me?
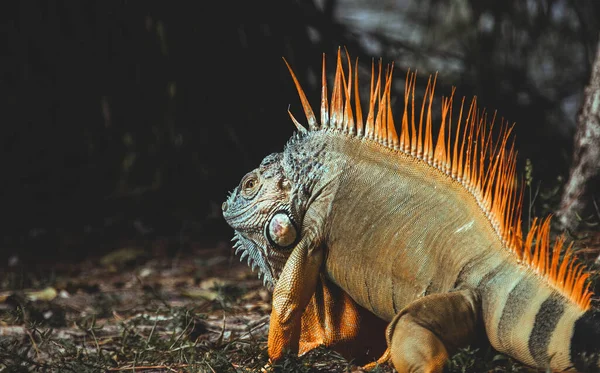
[2,0,599,264]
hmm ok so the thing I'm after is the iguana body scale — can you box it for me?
[222,50,599,372]
[324,132,497,318]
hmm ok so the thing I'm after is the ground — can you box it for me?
[1,230,598,373]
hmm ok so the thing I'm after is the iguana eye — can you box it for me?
[241,174,259,197]
[245,178,256,189]
[266,212,298,250]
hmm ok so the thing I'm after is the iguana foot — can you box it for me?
[361,347,390,371]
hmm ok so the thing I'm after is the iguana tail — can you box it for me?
[481,266,600,371]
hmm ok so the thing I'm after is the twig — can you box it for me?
[107,364,189,372]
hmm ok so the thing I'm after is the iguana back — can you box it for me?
[324,133,504,320]
[222,50,599,372]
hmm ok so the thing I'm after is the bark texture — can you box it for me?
[556,40,600,232]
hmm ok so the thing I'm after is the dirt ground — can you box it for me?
[1,229,599,372]
[0,239,383,372]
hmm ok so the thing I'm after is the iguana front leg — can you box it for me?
[385,289,481,373]
[268,228,323,361]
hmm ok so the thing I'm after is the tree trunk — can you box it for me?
[556,39,600,232]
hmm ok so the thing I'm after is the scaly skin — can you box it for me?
[222,52,600,372]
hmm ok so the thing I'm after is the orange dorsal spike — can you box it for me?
[365,60,376,138]
[434,90,455,169]
[513,191,524,250]
[416,76,430,159]
[482,121,504,208]
[330,49,344,130]
[340,50,355,134]
[377,64,395,145]
[575,273,591,304]
[472,113,486,192]
[465,106,478,188]
[354,58,364,137]
[374,65,386,143]
[284,52,592,310]
[284,57,318,131]
[424,73,437,162]
[287,109,307,132]
[372,61,383,141]
[386,66,398,148]
[321,54,329,128]
[548,235,564,282]
[400,71,412,151]
[565,263,581,293]
[557,250,573,286]
[483,112,497,169]
[457,99,474,182]
[446,91,454,171]
[523,218,538,264]
[410,72,417,155]
[451,97,466,178]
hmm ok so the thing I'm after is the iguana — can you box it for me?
[221,50,600,372]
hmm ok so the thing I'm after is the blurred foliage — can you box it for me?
[1,0,599,260]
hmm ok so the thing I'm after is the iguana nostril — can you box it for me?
[222,201,228,212]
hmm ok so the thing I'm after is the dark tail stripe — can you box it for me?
[528,292,565,366]
[570,310,600,372]
[497,275,533,349]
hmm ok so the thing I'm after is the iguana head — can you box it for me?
[222,152,301,289]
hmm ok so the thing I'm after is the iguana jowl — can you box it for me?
[222,50,599,372]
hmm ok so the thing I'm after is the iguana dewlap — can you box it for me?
[222,50,599,372]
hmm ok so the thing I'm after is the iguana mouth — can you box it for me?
[222,190,251,223]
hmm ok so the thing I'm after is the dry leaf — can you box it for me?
[25,287,58,302]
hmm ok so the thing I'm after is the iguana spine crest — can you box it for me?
[284,49,592,309]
